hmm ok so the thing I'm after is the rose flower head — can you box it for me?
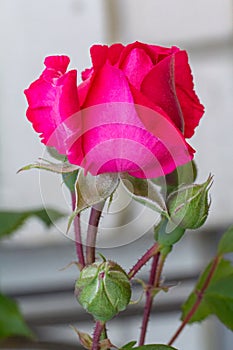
[25,42,204,179]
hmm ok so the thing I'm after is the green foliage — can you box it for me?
[121,345,177,350]
[204,274,233,330]
[182,258,233,329]
[120,174,167,216]
[0,208,65,239]
[218,225,233,255]
[0,293,33,339]
[121,341,137,349]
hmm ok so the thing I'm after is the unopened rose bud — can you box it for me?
[75,260,131,321]
[167,175,213,229]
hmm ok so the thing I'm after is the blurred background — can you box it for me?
[0,0,232,349]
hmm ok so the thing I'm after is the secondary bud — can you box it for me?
[75,260,131,321]
[167,175,213,229]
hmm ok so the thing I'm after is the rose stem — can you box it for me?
[139,253,166,345]
[168,255,221,346]
[71,192,85,269]
[92,320,105,350]
[139,253,160,345]
[128,242,160,280]
[86,201,105,265]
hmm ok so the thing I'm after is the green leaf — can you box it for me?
[205,273,233,330]
[121,341,137,349]
[218,225,233,255]
[0,293,33,339]
[33,208,66,226]
[0,208,65,239]
[18,159,79,174]
[182,258,233,323]
[129,345,177,350]
[120,174,167,215]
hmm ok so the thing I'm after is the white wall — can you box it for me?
[0,0,106,209]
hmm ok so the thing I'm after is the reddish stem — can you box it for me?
[86,201,105,265]
[139,253,160,345]
[92,321,105,350]
[71,192,85,269]
[128,243,160,280]
[168,255,221,346]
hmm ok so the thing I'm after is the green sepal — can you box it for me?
[120,174,167,216]
[62,170,79,193]
[46,146,67,161]
[18,159,79,174]
[67,170,119,231]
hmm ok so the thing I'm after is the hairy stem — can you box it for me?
[86,201,105,265]
[154,254,166,288]
[168,255,221,346]
[139,253,160,345]
[71,192,85,269]
[128,242,160,280]
[92,321,105,350]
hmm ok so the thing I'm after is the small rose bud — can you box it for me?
[155,218,185,248]
[75,260,131,321]
[167,175,213,229]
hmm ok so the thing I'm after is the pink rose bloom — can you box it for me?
[25,42,204,179]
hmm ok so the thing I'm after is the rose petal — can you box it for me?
[24,56,80,153]
[121,48,154,89]
[44,55,70,74]
[82,63,135,106]
[174,50,205,138]
[108,43,125,65]
[118,41,179,67]
[67,103,193,179]
[90,45,108,69]
[141,50,204,138]
[141,53,184,132]
[147,44,179,63]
